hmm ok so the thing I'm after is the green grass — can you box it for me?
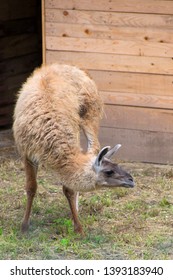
[0,154,173,260]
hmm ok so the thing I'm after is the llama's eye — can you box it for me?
[105,170,114,176]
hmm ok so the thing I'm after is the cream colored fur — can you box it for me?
[13,63,103,192]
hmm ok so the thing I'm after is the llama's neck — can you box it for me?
[59,152,97,192]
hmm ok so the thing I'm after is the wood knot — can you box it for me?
[63,11,69,16]
[85,29,90,35]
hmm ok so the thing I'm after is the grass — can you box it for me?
[0,149,173,260]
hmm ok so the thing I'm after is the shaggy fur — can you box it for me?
[13,63,134,234]
[13,63,103,192]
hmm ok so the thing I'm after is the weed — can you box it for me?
[60,238,70,247]
[53,218,73,234]
[159,197,172,207]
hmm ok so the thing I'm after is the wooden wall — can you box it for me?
[43,0,173,164]
[0,0,42,127]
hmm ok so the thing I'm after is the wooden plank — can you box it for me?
[46,22,173,44]
[46,36,173,58]
[43,0,173,165]
[89,71,173,97]
[0,88,17,106]
[45,0,173,15]
[0,1,9,21]
[0,0,37,21]
[42,0,46,64]
[0,53,40,81]
[0,129,14,148]
[0,105,14,127]
[99,127,173,164]
[45,9,173,29]
[1,18,37,37]
[0,105,14,115]
[0,73,29,93]
[46,51,173,75]
[101,105,173,133]
[8,0,36,20]
[0,73,30,109]
[100,91,173,110]
[0,34,39,60]
[0,116,13,127]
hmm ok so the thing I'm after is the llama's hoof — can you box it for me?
[21,222,29,233]
[74,226,84,236]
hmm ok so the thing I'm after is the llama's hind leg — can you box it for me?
[63,186,83,235]
[21,158,38,232]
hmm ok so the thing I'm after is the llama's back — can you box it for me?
[13,63,103,166]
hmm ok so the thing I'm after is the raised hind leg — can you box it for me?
[21,158,38,232]
[63,186,83,235]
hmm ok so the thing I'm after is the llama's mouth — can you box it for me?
[122,180,135,188]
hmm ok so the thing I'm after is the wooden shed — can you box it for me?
[42,0,173,164]
[1,0,173,165]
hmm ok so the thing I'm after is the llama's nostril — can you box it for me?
[129,177,133,182]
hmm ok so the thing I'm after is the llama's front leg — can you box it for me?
[63,186,83,235]
[21,158,38,232]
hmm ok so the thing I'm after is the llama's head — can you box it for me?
[93,145,134,188]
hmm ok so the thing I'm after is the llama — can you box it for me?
[13,63,134,234]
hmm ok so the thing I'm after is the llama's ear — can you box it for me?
[95,146,110,167]
[105,144,121,159]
